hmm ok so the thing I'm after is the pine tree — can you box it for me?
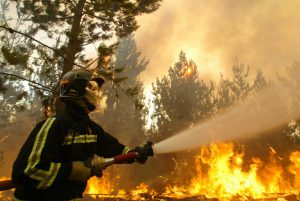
[143,52,216,188]
[93,34,148,146]
[216,61,268,112]
[90,35,149,189]
[0,0,161,114]
[149,51,215,141]
[0,0,44,125]
[229,61,251,101]
[9,0,161,74]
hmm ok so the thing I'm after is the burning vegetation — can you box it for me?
[1,55,300,201]
[1,52,300,201]
[79,142,300,201]
[1,1,300,201]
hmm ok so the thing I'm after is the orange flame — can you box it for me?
[0,177,12,201]
[130,183,156,200]
[85,143,300,200]
[185,143,292,198]
[85,172,114,199]
[181,63,194,78]
[288,151,300,189]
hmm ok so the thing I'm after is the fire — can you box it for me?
[85,172,114,198]
[0,177,13,201]
[130,183,156,200]
[163,185,189,198]
[288,151,300,189]
[85,143,300,200]
[0,177,9,181]
[182,64,194,77]
[185,143,293,198]
[85,172,157,200]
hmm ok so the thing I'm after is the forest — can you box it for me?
[1,1,300,201]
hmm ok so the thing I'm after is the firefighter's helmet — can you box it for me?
[59,69,104,101]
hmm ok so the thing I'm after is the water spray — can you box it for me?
[2,78,299,192]
[152,79,300,154]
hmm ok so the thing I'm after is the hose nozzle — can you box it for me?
[133,141,154,164]
[144,141,154,156]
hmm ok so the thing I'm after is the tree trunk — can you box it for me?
[62,0,86,75]
[55,0,86,114]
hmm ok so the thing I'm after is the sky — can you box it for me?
[135,0,300,84]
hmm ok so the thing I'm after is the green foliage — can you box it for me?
[11,0,161,73]
[149,54,269,142]
[1,45,29,66]
[228,62,251,101]
[0,76,7,94]
[0,0,161,115]
[252,69,267,91]
[285,120,300,146]
[149,51,216,140]
[97,34,148,101]
[216,75,235,110]
[16,91,28,101]
[0,1,47,122]
[114,34,149,78]
[216,61,268,111]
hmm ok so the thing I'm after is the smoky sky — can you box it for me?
[135,0,300,84]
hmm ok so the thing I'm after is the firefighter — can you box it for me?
[12,69,151,201]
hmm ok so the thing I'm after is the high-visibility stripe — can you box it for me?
[13,196,27,201]
[122,146,132,154]
[37,163,61,189]
[24,117,61,189]
[25,118,54,178]
[63,134,97,145]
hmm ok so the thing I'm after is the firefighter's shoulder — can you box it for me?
[40,112,72,125]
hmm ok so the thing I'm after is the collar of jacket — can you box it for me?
[65,102,90,121]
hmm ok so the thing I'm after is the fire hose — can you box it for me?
[0,143,153,192]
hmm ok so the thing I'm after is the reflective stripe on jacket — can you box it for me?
[12,103,127,201]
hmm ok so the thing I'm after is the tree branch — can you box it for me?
[0,24,66,59]
[82,10,114,22]
[84,56,100,69]
[0,25,86,69]
[0,72,55,93]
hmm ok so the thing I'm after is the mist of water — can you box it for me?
[153,78,300,154]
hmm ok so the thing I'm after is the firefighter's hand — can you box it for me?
[69,161,91,182]
[134,141,154,164]
[90,155,106,178]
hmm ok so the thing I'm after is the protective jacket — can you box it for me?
[12,103,130,201]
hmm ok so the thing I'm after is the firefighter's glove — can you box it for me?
[89,155,107,178]
[69,161,91,182]
[134,141,154,164]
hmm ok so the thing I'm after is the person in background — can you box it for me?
[12,69,152,201]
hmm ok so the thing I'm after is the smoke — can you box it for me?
[153,70,300,154]
[135,0,300,83]
[0,106,42,177]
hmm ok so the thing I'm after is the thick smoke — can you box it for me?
[135,0,300,83]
